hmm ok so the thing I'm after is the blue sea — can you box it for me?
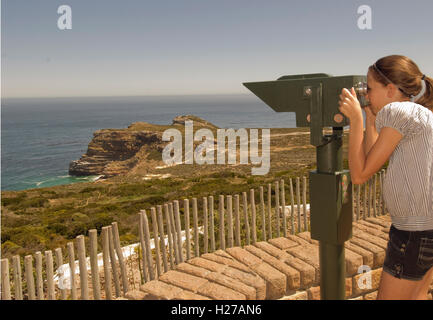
[1,94,297,191]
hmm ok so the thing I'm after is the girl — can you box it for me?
[338,55,433,300]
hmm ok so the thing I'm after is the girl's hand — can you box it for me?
[338,87,362,121]
[364,105,376,124]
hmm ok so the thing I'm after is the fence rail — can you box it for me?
[0,170,386,300]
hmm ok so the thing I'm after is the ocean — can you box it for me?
[1,94,297,191]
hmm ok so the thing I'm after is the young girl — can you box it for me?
[338,55,433,300]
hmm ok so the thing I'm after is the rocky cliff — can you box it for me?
[68,115,218,178]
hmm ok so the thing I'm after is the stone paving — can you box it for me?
[123,215,433,300]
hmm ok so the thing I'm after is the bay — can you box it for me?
[1,94,296,191]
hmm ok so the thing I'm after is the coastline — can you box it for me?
[2,174,106,192]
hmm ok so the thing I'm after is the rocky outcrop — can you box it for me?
[68,115,217,177]
[69,130,160,176]
[172,115,218,129]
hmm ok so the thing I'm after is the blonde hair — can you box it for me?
[368,55,433,111]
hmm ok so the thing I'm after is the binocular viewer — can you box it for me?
[243,73,368,146]
[243,73,366,299]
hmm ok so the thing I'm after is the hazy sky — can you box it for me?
[1,0,433,98]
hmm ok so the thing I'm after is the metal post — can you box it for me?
[315,127,345,300]
[319,242,346,299]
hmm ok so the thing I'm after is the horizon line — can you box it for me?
[1,92,252,100]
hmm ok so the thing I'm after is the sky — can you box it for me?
[1,0,433,98]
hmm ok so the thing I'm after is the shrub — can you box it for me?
[71,212,90,222]
[90,215,113,232]
[40,190,58,197]
[1,240,22,254]
[78,187,101,194]
[144,195,166,205]
[246,177,255,184]
[21,197,49,208]
[100,203,120,212]
[66,222,89,238]
[120,233,136,245]
[18,232,44,248]
[108,183,150,197]
[1,195,26,206]
[1,228,12,242]
[47,223,68,235]
[208,171,236,179]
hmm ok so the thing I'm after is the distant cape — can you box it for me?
[68,115,218,178]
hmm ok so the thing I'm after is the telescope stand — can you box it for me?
[310,127,352,300]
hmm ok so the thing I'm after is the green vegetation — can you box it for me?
[1,168,313,260]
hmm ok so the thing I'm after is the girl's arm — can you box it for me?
[350,123,401,184]
[363,107,378,156]
[339,88,402,184]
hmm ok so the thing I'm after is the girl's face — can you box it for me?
[366,71,409,115]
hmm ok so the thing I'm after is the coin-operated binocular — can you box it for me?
[243,73,368,300]
[243,73,368,146]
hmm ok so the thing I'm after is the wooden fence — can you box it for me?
[0,170,386,300]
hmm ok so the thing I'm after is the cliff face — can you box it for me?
[68,130,162,177]
[68,115,218,178]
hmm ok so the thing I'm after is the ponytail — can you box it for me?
[416,75,433,112]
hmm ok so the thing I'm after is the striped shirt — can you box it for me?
[375,101,433,231]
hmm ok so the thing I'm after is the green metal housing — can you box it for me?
[309,170,353,244]
[243,73,367,127]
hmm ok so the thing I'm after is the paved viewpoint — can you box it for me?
[122,215,433,300]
